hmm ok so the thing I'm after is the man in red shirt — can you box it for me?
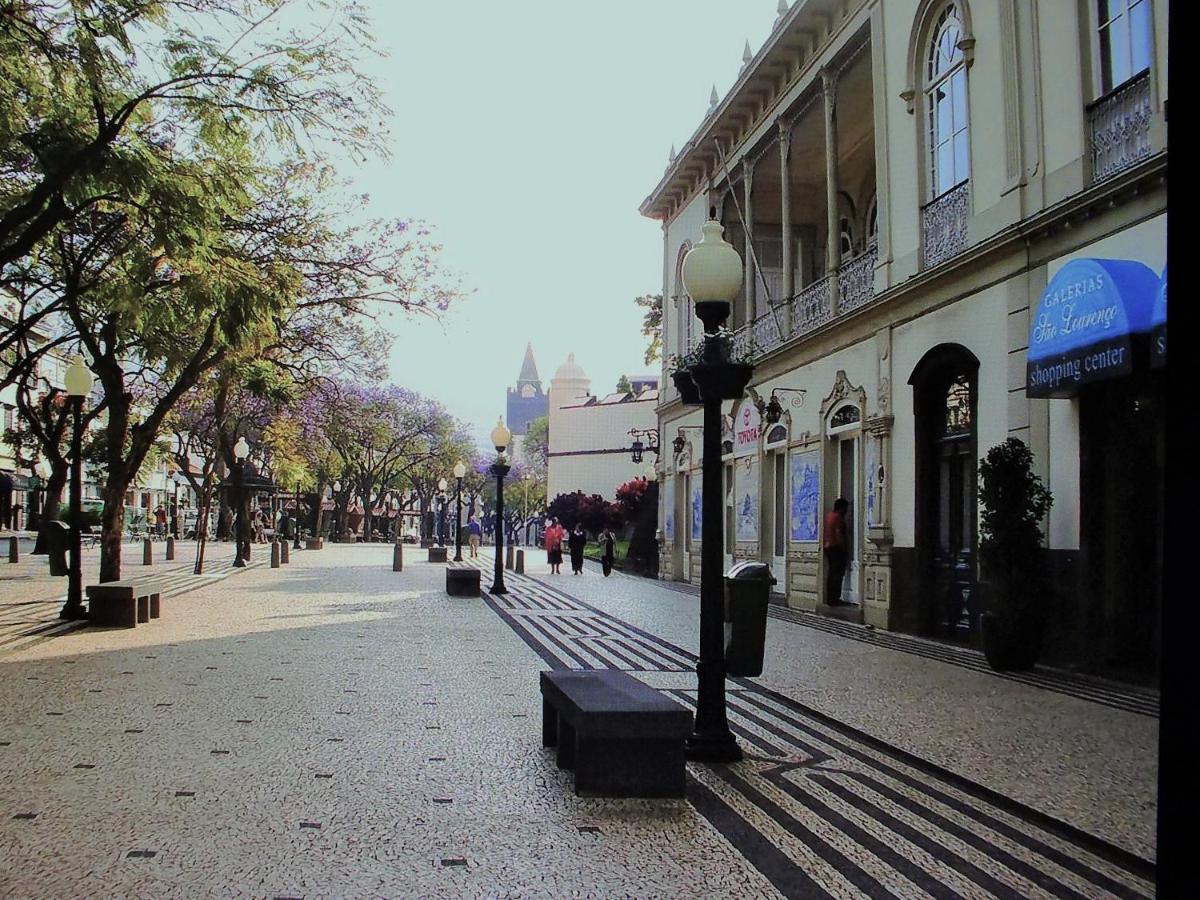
[822,498,850,606]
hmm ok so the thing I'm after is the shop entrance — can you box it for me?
[1079,371,1163,684]
[912,345,979,640]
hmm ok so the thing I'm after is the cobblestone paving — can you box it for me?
[479,558,1155,898]
[0,545,781,899]
[518,559,1156,861]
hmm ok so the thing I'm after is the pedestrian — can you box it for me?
[251,506,264,544]
[598,525,617,577]
[567,522,587,575]
[823,498,850,606]
[544,517,565,574]
[467,515,482,558]
[154,504,167,537]
[279,508,291,541]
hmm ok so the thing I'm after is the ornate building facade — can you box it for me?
[645,0,1166,683]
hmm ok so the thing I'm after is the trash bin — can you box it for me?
[724,561,776,677]
[43,520,70,577]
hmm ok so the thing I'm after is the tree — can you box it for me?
[614,477,651,523]
[547,490,616,537]
[635,293,663,366]
[615,374,632,394]
[523,415,548,479]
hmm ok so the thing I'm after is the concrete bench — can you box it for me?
[540,669,692,798]
[445,563,480,597]
[427,546,448,563]
[86,579,165,628]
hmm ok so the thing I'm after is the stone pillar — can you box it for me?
[280,540,289,564]
[166,536,175,561]
[8,535,17,563]
[143,538,152,566]
[778,118,793,334]
[742,158,756,325]
[270,540,280,568]
[822,67,841,314]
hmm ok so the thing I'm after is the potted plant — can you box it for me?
[687,329,755,401]
[668,352,703,405]
[977,438,1053,671]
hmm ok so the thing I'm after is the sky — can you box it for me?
[343,1,785,446]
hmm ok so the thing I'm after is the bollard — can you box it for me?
[165,536,175,561]
[8,535,18,563]
[280,540,290,564]
[392,541,403,572]
[515,549,524,574]
[505,544,514,571]
[270,540,280,568]
[143,537,153,566]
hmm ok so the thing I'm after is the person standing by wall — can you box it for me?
[598,525,617,577]
[823,498,849,606]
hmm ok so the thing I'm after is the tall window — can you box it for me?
[1098,0,1152,94]
[926,4,969,198]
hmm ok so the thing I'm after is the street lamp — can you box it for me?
[30,458,51,554]
[627,428,660,465]
[755,388,807,425]
[489,417,511,595]
[232,435,249,567]
[59,355,92,620]
[437,477,448,547]
[678,218,750,762]
[452,460,466,561]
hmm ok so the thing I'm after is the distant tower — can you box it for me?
[506,343,548,437]
[549,352,592,415]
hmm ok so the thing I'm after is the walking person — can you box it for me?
[567,523,587,575]
[467,515,482,558]
[598,525,617,577]
[153,504,167,537]
[823,498,850,606]
[544,517,565,575]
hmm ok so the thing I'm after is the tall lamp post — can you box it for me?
[31,459,51,554]
[436,478,448,546]
[452,460,466,561]
[59,355,92,621]
[232,436,249,567]
[677,218,752,762]
[488,417,511,595]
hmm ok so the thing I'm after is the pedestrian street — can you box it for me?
[0,545,1157,898]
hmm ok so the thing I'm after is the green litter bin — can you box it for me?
[724,561,776,677]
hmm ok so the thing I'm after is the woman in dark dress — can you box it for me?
[598,527,616,577]
[567,523,587,575]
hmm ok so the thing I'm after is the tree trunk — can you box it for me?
[98,476,127,583]
[313,478,327,537]
[216,491,231,540]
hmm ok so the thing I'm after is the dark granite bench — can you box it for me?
[427,546,448,563]
[540,669,692,798]
[446,563,480,597]
[86,579,165,628]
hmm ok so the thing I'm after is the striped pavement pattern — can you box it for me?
[467,558,1155,900]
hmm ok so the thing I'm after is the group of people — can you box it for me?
[541,517,618,577]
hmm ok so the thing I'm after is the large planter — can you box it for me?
[688,361,754,402]
[980,610,1043,671]
[671,370,702,405]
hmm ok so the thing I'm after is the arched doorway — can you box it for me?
[910,344,979,640]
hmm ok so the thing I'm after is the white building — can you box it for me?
[546,353,659,502]
[646,0,1166,683]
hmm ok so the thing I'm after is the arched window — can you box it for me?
[925,4,970,199]
[673,242,694,356]
[865,193,879,248]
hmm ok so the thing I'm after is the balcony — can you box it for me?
[1088,71,1153,184]
[921,181,970,269]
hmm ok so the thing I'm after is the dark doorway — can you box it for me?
[911,345,980,641]
[1078,370,1163,685]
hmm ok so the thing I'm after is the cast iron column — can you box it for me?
[59,397,85,620]
[233,460,246,567]
[489,460,509,594]
[293,483,302,549]
[453,477,464,561]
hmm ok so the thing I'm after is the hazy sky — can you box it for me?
[348,1,783,445]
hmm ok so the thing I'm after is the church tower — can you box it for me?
[506,342,548,439]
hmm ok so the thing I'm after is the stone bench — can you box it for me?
[86,579,166,628]
[427,546,448,563]
[445,563,481,597]
[540,669,692,798]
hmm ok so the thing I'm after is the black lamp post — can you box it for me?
[232,436,249,567]
[453,460,466,561]
[59,355,92,621]
[488,417,512,595]
[436,478,448,546]
[293,481,303,550]
[675,218,754,762]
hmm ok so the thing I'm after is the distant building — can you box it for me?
[505,343,548,466]
[547,353,658,502]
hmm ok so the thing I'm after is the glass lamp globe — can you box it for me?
[233,436,250,461]
[453,460,466,479]
[681,220,743,323]
[490,416,511,454]
[64,355,93,397]
[438,478,448,492]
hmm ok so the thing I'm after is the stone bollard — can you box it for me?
[515,549,524,574]
[270,540,280,568]
[143,537,153,566]
[505,544,514,571]
[280,540,290,564]
[8,535,18,563]
[166,536,175,561]
[393,541,403,572]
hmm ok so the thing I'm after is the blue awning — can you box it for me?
[1151,264,1166,367]
[1026,258,1160,397]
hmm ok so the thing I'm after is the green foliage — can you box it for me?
[522,415,549,479]
[635,293,663,366]
[978,438,1053,595]
[615,374,632,394]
